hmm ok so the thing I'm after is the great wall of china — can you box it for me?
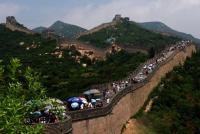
[76,14,125,38]
[44,43,196,134]
[5,16,34,34]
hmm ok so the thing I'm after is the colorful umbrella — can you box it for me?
[67,97,82,103]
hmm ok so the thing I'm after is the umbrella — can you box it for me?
[83,89,100,95]
[71,102,79,109]
[79,97,88,104]
[67,97,82,103]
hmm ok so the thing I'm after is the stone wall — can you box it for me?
[43,115,72,134]
[5,16,34,34]
[71,44,196,134]
[77,21,117,38]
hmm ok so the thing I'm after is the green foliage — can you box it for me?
[0,58,45,134]
[0,96,44,134]
[79,21,180,52]
[137,51,200,134]
[7,58,22,82]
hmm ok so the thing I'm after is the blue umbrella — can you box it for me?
[67,97,82,103]
[71,102,79,109]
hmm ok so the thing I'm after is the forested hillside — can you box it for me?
[79,19,180,52]
[0,24,147,99]
[135,50,200,134]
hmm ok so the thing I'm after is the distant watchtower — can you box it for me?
[112,14,122,22]
[6,16,18,25]
[5,16,34,34]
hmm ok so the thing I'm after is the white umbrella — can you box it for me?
[71,102,79,109]
[80,97,88,104]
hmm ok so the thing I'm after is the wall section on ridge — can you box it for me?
[72,44,196,134]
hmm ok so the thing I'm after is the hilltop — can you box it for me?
[78,15,180,53]
[5,16,34,34]
[33,21,87,39]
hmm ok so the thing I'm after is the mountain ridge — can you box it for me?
[78,15,180,52]
[33,21,87,39]
[32,15,200,46]
[138,21,200,46]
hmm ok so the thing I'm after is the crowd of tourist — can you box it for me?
[65,40,191,111]
[25,107,59,124]
[25,98,66,124]
[66,95,104,111]
[92,41,191,108]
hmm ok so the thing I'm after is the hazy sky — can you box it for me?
[0,0,199,38]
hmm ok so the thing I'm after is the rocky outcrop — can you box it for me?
[5,16,34,34]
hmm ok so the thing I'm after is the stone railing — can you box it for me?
[42,115,72,134]
[67,46,183,121]
[68,83,145,121]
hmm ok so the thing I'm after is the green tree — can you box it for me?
[0,58,45,134]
